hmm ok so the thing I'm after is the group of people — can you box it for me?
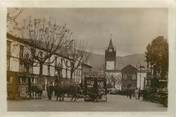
[126,88,142,100]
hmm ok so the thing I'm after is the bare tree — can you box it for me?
[20,17,72,76]
[64,40,90,80]
[55,60,63,79]
[7,8,24,36]
[7,8,23,24]
[21,52,34,73]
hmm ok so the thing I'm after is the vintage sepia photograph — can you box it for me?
[7,8,168,111]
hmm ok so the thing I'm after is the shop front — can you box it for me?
[7,71,34,99]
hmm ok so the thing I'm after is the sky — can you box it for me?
[8,8,168,56]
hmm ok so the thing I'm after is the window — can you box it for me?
[132,74,136,80]
[7,41,11,56]
[19,45,25,72]
[48,64,50,76]
[126,73,132,80]
[31,77,34,83]
[7,41,11,71]
[22,78,26,84]
[19,61,25,72]
[19,45,24,58]
[7,76,13,84]
[47,58,50,76]
[7,57,10,71]
[123,74,127,80]
[55,57,57,66]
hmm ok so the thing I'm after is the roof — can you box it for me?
[7,33,72,60]
[108,39,114,49]
[137,70,147,73]
[121,64,138,73]
[82,63,92,68]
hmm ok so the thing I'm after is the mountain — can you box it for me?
[117,54,146,70]
[87,53,146,70]
[88,53,105,70]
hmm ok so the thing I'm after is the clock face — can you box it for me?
[109,49,112,52]
[106,61,115,70]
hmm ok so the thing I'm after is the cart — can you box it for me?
[84,76,107,102]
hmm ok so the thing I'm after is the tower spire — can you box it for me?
[108,33,113,49]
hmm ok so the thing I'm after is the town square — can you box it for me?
[7,8,168,111]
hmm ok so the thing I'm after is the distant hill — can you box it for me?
[117,54,146,70]
[88,53,105,70]
[88,53,146,70]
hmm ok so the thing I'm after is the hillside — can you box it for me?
[117,54,146,70]
[88,53,146,70]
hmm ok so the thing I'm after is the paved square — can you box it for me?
[8,95,166,111]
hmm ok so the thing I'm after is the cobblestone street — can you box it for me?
[8,94,167,111]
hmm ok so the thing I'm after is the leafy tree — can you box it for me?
[145,36,168,80]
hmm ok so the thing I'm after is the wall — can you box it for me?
[137,72,146,90]
[7,36,81,84]
[105,72,122,90]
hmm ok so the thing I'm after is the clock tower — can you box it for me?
[105,38,116,71]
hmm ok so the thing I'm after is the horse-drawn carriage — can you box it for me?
[53,75,107,102]
[83,76,107,102]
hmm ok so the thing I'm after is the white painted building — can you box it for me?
[137,71,147,90]
[7,33,83,99]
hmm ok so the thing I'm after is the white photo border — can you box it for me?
[0,0,176,117]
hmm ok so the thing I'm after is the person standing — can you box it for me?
[135,88,139,100]
[138,88,141,100]
[47,82,53,100]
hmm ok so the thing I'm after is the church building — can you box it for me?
[105,39,116,72]
[105,38,122,90]
[104,37,147,91]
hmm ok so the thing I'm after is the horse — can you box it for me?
[30,84,43,99]
[69,84,82,101]
[54,80,82,102]
[54,84,66,101]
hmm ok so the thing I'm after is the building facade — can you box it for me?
[7,33,83,99]
[121,65,137,90]
[104,38,146,91]
[105,39,116,72]
[137,70,147,90]
[104,39,122,90]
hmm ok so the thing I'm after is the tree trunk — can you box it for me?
[113,81,116,88]
[39,63,43,76]
[70,70,73,80]
[38,63,43,86]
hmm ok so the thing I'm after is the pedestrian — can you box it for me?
[47,83,53,100]
[135,88,139,100]
[126,89,128,98]
[138,88,141,100]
